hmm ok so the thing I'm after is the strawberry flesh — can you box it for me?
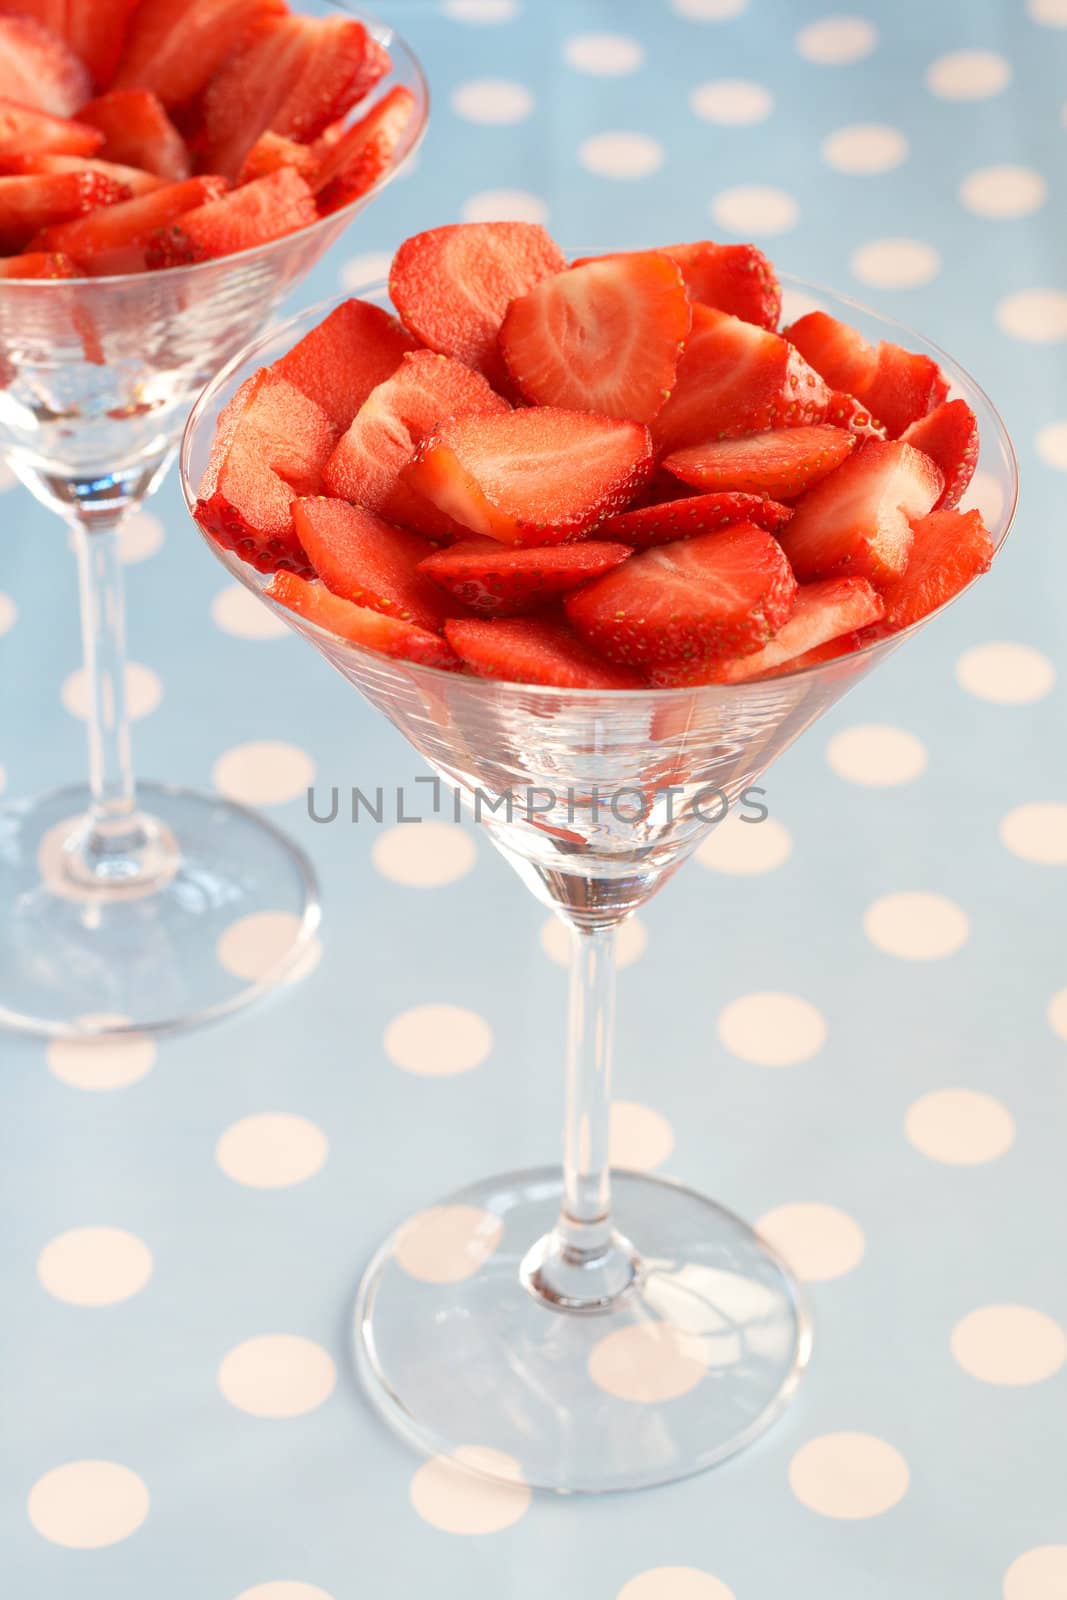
[293,497,450,633]
[33,173,227,268]
[113,0,285,107]
[237,130,317,186]
[314,84,417,215]
[272,296,418,430]
[784,310,877,395]
[574,240,781,329]
[599,491,792,548]
[874,508,993,633]
[899,398,978,510]
[825,389,886,440]
[862,342,948,438]
[664,424,856,500]
[0,15,90,116]
[0,247,76,276]
[0,170,123,251]
[175,167,316,262]
[270,571,460,670]
[418,538,632,616]
[78,89,190,180]
[445,616,644,690]
[0,99,102,155]
[0,151,166,194]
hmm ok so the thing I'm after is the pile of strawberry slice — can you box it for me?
[194,220,994,690]
[0,0,416,277]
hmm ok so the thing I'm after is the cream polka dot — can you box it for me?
[213,741,314,806]
[864,892,969,959]
[961,165,1047,219]
[610,1100,675,1170]
[696,813,792,873]
[410,1447,531,1534]
[790,1433,908,1519]
[711,185,799,236]
[442,0,517,19]
[690,80,773,125]
[28,1460,149,1548]
[1027,0,1067,23]
[564,33,643,75]
[216,911,308,981]
[796,15,877,64]
[0,590,17,635]
[1036,421,1067,469]
[393,1204,504,1283]
[618,1572,735,1600]
[906,1089,1015,1164]
[0,763,6,793]
[461,188,548,224]
[822,123,907,174]
[997,289,1067,342]
[579,132,664,180]
[384,1004,492,1076]
[0,459,15,490]
[1048,987,1067,1040]
[216,1114,328,1189]
[540,914,647,968]
[341,251,392,289]
[956,642,1054,704]
[671,0,747,16]
[779,287,825,323]
[718,992,827,1066]
[588,1322,707,1402]
[46,1015,156,1091]
[826,724,927,786]
[851,238,940,290]
[952,1305,1067,1385]
[218,1335,336,1417]
[37,1226,152,1306]
[118,511,164,564]
[1004,1546,1067,1600]
[235,1586,334,1600]
[451,79,533,125]
[962,469,1006,526]
[927,49,1011,100]
[212,584,289,639]
[372,821,476,886]
[1001,802,1067,863]
[62,661,161,721]
[757,1203,865,1282]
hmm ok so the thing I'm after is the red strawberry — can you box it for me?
[195,369,338,574]
[899,398,978,510]
[0,170,124,251]
[404,408,654,548]
[445,616,644,689]
[565,523,798,669]
[32,173,226,267]
[0,248,76,276]
[418,538,632,616]
[269,571,460,670]
[174,166,316,262]
[498,252,691,423]
[664,424,856,500]
[599,492,792,549]
[0,15,90,116]
[389,221,566,386]
[0,151,166,195]
[778,440,943,584]
[78,90,190,181]
[874,508,993,633]
[784,310,877,395]
[237,130,317,186]
[825,390,886,439]
[314,84,418,215]
[574,241,781,330]
[272,297,418,431]
[62,0,141,90]
[0,99,102,155]
[292,498,450,633]
[113,0,284,107]
[324,349,510,537]
[862,342,948,438]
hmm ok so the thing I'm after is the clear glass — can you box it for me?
[0,8,428,1039]
[181,280,1019,1492]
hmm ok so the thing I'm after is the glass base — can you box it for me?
[0,782,320,1038]
[354,1166,811,1494]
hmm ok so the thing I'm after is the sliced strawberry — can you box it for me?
[195,369,338,574]
[113,0,285,108]
[664,424,856,500]
[404,408,654,548]
[324,350,509,538]
[174,167,316,262]
[0,151,166,194]
[0,99,102,155]
[389,221,566,386]
[651,306,830,454]
[272,297,418,431]
[778,440,943,584]
[862,342,948,438]
[599,491,792,549]
[0,247,76,276]
[825,389,886,439]
[292,497,450,633]
[314,84,418,215]
[269,571,460,670]
[899,398,978,510]
[498,252,690,423]
[0,170,123,251]
[565,523,797,669]
[33,173,226,267]
[418,538,632,616]
[237,130,317,186]
[445,616,643,689]
[78,90,190,180]
[62,0,140,90]
[0,15,90,116]
[784,310,877,395]
[573,241,780,330]
[874,508,993,633]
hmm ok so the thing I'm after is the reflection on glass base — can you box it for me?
[354,1166,811,1494]
[0,782,320,1038]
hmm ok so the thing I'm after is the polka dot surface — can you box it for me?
[826,724,927,786]
[579,132,664,179]
[212,742,314,806]
[1004,1547,1067,1600]
[216,1114,328,1189]
[118,512,164,564]
[851,238,940,289]
[28,1461,149,1548]
[690,80,773,125]
[372,822,476,886]
[927,49,1011,99]
[790,1434,909,1519]
[864,892,970,960]
[1027,0,1067,23]
[46,1017,156,1091]
[383,1004,492,1076]
[956,642,1055,703]
[451,79,533,124]
[671,0,746,16]
[795,15,877,64]
[0,591,17,635]
[960,166,1047,219]
[906,1089,1015,1164]
[711,185,799,236]
[216,912,309,982]
[757,1203,865,1282]
[822,123,907,174]
[996,290,1067,343]
[1000,803,1067,863]
[1047,987,1067,1040]
[212,585,289,640]
[218,1335,336,1417]
[617,1572,735,1600]
[461,188,547,223]
[1036,421,1067,469]
[410,1447,531,1533]
[540,914,647,967]
[963,469,1007,527]
[696,813,792,873]
[442,0,517,19]
[609,1100,675,1170]
[341,251,392,289]
[718,992,827,1066]
[62,662,162,721]
[951,1306,1067,1385]
[37,1227,152,1306]
[588,1322,708,1402]
[235,1586,334,1600]
[563,34,643,75]
[392,1204,504,1283]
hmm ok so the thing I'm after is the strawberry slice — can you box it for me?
[292,498,450,633]
[0,15,90,116]
[62,0,140,90]
[0,170,124,252]
[113,0,285,108]
[874,508,993,633]
[237,130,317,186]
[862,342,948,438]
[574,241,781,329]
[651,306,830,453]
[78,90,190,180]
[783,310,877,395]
[0,151,166,195]
[389,221,566,386]
[324,350,510,538]
[314,84,418,215]
[418,538,632,616]
[899,398,978,510]
[444,616,644,689]
[404,408,654,548]
[170,167,315,263]
[195,369,338,574]
[0,248,76,277]
[269,571,460,670]
[825,389,886,439]
[498,252,691,423]
[664,424,856,500]
[778,439,943,584]
[565,523,798,669]
[0,99,102,155]
[599,491,792,549]
[32,173,227,268]
[272,297,418,431]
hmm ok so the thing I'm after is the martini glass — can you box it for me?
[181,279,1017,1492]
[0,8,427,1038]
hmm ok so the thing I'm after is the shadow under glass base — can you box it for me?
[0,782,320,1039]
[354,1167,811,1494]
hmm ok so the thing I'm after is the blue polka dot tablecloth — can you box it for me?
[3,0,1067,1594]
